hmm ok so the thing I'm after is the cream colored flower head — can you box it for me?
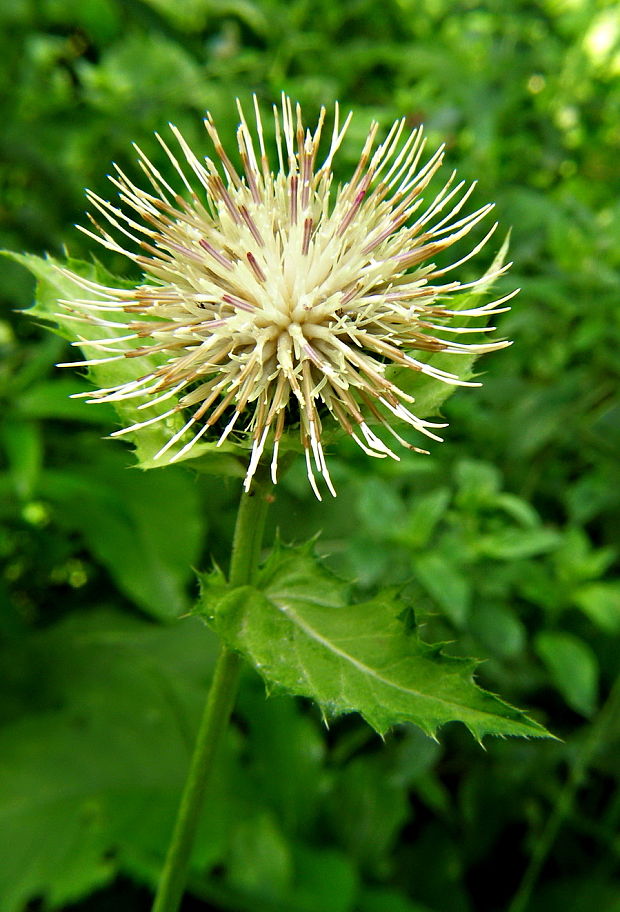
[62,94,514,499]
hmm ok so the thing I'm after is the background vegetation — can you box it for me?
[1,0,619,910]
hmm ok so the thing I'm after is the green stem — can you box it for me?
[152,478,271,912]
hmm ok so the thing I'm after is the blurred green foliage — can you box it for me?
[1,0,619,911]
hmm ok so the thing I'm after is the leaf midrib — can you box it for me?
[273,598,527,725]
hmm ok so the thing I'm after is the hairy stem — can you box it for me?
[151,478,271,912]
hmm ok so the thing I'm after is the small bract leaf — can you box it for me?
[199,542,551,740]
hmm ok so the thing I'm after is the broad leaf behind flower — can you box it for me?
[3,251,245,476]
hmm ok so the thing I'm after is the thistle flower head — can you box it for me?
[61,95,513,498]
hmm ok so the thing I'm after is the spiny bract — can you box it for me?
[60,94,514,499]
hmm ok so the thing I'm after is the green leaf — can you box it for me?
[454,458,501,506]
[493,492,540,528]
[400,486,451,549]
[572,581,620,633]
[535,631,599,717]
[325,751,410,870]
[356,477,407,537]
[413,552,471,627]
[0,764,115,912]
[469,603,526,660]
[554,526,617,584]
[41,454,205,619]
[136,0,268,34]
[0,611,230,912]
[1,419,42,499]
[236,684,326,833]
[199,542,551,740]
[227,813,293,899]
[15,377,116,425]
[80,32,207,107]
[2,251,245,476]
[292,846,357,912]
[527,877,620,912]
[477,527,562,560]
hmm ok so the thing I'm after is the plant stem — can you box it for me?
[152,478,271,912]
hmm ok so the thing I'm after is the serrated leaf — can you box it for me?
[2,251,245,476]
[199,542,550,740]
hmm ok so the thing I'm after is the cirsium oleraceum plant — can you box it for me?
[59,94,515,498]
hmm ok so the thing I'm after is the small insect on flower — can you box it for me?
[59,94,515,499]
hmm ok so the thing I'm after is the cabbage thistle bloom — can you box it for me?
[61,95,514,499]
